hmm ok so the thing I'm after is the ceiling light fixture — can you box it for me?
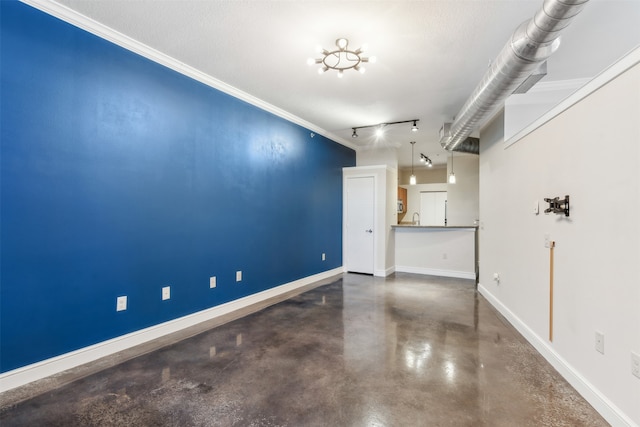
[351,119,419,138]
[308,38,376,77]
[420,153,432,167]
[449,152,456,184]
[410,141,417,186]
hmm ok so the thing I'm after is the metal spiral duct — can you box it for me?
[440,0,589,153]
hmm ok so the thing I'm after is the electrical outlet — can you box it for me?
[544,233,550,248]
[493,273,500,283]
[236,271,242,282]
[595,331,605,354]
[209,276,216,288]
[116,296,127,311]
[632,352,640,379]
[442,253,447,260]
[322,253,326,261]
[162,286,171,301]
[533,200,539,215]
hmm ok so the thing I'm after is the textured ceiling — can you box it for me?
[47,0,640,168]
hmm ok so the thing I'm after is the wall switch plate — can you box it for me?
[162,286,171,301]
[209,276,216,288]
[322,253,326,261]
[116,296,127,311]
[493,273,500,283]
[595,331,605,354]
[632,352,640,379]
[533,200,539,215]
[236,271,242,282]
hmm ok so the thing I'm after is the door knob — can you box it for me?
[365,229,373,233]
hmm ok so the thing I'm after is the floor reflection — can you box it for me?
[0,273,606,427]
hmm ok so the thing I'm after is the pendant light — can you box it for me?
[449,151,456,184]
[410,141,417,185]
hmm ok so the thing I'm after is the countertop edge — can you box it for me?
[391,225,478,229]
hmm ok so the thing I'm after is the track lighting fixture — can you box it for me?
[351,119,419,138]
[420,153,432,167]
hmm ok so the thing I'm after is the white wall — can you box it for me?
[385,167,398,272]
[398,166,446,186]
[357,147,398,169]
[504,79,588,141]
[479,53,640,426]
[447,154,479,226]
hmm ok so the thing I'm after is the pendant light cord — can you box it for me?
[411,142,415,175]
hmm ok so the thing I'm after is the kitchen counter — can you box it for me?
[392,224,477,229]
[393,225,477,280]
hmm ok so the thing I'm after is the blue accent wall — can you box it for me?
[0,2,355,372]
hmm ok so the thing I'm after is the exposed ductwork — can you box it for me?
[452,137,480,155]
[439,125,480,154]
[440,0,589,152]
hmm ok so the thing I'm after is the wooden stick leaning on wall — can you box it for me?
[549,241,556,342]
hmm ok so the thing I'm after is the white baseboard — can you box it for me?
[395,265,475,280]
[478,283,637,427]
[375,266,396,277]
[0,267,343,394]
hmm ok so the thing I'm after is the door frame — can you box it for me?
[343,168,378,275]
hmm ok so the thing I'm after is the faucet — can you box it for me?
[412,212,420,225]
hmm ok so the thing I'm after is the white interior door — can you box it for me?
[420,191,447,226]
[345,176,375,274]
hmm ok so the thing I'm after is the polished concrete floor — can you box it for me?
[0,273,607,426]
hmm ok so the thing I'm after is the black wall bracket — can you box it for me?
[544,195,570,217]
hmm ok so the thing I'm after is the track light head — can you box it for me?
[352,128,358,138]
[411,120,419,132]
